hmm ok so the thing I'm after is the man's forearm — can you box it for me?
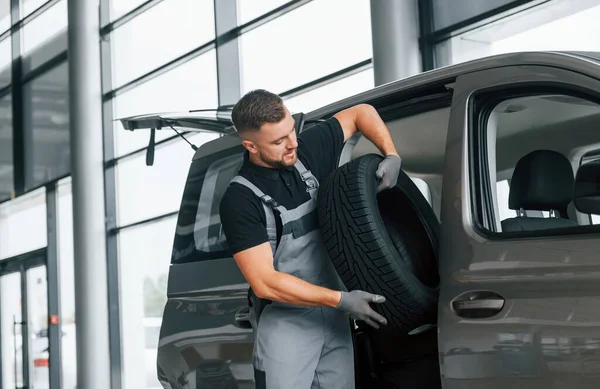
[257,270,342,308]
[355,104,398,157]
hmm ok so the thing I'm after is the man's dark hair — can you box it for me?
[231,89,286,134]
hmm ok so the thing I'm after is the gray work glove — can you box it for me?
[376,154,402,193]
[336,290,388,329]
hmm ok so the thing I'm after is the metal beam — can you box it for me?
[418,0,436,71]
[215,0,241,106]
[46,183,62,389]
[11,0,23,196]
[21,261,30,389]
[370,0,421,86]
[99,0,123,387]
[67,2,111,389]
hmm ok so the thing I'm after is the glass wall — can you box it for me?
[112,51,218,157]
[109,0,215,90]
[0,187,46,259]
[436,0,600,66]
[23,62,70,190]
[117,216,177,389]
[284,68,374,113]
[239,0,372,94]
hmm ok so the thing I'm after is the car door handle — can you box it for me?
[234,307,252,329]
[452,291,505,319]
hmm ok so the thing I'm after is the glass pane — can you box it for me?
[0,37,12,88]
[0,188,47,259]
[21,0,67,59]
[438,0,600,66]
[237,0,290,25]
[112,50,218,158]
[171,149,244,264]
[0,93,13,202]
[592,214,600,224]
[21,0,50,18]
[23,62,70,190]
[0,0,10,33]
[27,265,49,389]
[240,0,372,94]
[57,177,76,389]
[110,0,215,89]
[116,132,218,226]
[284,68,374,113]
[110,0,147,21]
[118,216,176,389]
[1,272,22,389]
[432,0,515,30]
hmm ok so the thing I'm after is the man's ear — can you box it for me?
[242,140,258,155]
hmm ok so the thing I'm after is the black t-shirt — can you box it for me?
[219,117,345,255]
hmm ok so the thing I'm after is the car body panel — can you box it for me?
[439,64,600,388]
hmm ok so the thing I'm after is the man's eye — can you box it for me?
[275,140,283,145]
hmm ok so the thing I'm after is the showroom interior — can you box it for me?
[1,0,600,388]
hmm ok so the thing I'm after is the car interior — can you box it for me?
[349,93,600,232]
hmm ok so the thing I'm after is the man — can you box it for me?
[219,89,402,389]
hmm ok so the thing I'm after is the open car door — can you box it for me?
[117,109,236,166]
[118,109,307,165]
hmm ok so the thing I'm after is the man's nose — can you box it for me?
[288,138,298,149]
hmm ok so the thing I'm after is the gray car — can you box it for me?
[120,51,600,389]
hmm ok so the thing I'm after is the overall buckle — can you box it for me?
[305,176,318,192]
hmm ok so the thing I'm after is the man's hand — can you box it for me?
[336,290,388,329]
[376,154,401,193]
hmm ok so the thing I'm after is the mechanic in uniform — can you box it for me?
[219,89,402,389]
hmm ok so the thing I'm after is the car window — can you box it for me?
[171,142,244,264]
[471,92,600,235]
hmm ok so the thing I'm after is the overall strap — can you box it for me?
[293,159,319,198]
[230,176,284,255]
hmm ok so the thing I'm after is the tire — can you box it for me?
[317,153,440,333]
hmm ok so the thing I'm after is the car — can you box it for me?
[120,51,600,388]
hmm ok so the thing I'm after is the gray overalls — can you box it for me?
[230,158,355,389]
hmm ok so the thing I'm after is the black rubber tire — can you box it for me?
[317,153,440,333]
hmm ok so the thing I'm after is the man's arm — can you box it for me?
[334,104,402,192]
[234,242,388,327]
[334,103,398,157]
[233,242,342,307]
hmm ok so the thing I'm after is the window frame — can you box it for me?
[468,82,600,240]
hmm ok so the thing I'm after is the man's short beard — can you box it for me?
[259,150,294,169]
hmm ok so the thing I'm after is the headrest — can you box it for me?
[509,150,574,211]
[574,159,600,215]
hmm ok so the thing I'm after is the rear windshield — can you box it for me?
[171,144,244,264]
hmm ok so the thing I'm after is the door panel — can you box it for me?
[439,64,600,388]
[27,265,49,389]
[1,257,49,389]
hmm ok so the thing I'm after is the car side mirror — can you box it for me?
[574,160,600,214]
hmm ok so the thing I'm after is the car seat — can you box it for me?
[501,150,578,232]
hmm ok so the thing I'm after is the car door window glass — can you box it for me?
[171,139,244,264]
[471,92,600,235]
